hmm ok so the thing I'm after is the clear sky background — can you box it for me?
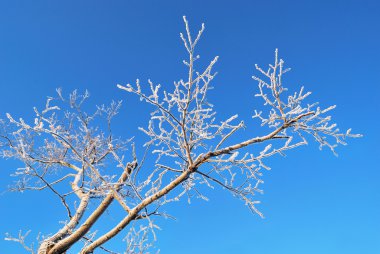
[0,1,379,254]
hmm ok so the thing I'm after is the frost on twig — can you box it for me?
[124,219,160,254]
[252,49,361,155]
[5,230,40,254]
[118,19,361,220]
[0,17,361,254]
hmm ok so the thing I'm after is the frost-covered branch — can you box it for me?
[5,230,38,254]
[1,17,361,254]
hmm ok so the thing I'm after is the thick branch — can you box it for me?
[78,112,313,253]
[80,167,193,253]
[38,194,90,254]
[47,161,137,254]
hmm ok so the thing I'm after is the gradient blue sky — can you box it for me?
[0,1,379,253]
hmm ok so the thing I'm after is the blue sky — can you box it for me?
[0,1,379,253]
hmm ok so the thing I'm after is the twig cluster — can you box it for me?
[1,17,360,254]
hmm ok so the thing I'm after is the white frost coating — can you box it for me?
[0,18,361,254]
